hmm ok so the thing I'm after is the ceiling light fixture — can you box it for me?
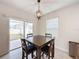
[36,0,42,20]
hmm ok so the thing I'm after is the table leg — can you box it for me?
[52,41,54,59]
[37,47,41,59]
[48,44,50,59]
[48,41,53,59]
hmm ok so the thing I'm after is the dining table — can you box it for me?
[25,35,54,59]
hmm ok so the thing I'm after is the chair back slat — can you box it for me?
[27,33,33,38]
[45,33,52,38]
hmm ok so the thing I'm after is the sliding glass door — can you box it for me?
[25,22,33,38]
[10,19,24,41]
[9,18,33,50]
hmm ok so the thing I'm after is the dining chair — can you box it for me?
[27,33,33,38]
[45,33,52,38]
[21,39,37,59]
[41,39,55,59]
[26,33,34,46]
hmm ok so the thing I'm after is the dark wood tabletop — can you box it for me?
[26,35,54,47]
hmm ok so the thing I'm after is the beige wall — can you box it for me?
[38,17,46,35]
[0,15,9,56]
[33,17,46,35]
[43,3,79,53]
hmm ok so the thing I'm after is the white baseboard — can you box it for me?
[0,51,9,57]
[55,46,68,54]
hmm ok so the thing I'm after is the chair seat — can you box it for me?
[27,45,37,54]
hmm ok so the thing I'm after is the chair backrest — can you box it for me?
[21,39,28,51]
[27,33,33,38]
[45,33,52,38]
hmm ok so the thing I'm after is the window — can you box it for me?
[9,19,33,40]
[25,22,33,37]
[9,19,24,40]
[46,17,58,37]
[9,19,33,50]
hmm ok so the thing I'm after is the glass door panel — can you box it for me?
[25,22,33,38]
[9,19,23,50]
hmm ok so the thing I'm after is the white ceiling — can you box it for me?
[0,0,79,15]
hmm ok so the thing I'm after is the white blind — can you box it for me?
[46,17,58,37]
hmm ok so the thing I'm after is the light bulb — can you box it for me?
[36,10,42,19]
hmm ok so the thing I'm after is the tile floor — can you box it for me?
[10,40,21,50]
[0,48,73,59]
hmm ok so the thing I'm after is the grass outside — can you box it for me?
[10,34,22,41]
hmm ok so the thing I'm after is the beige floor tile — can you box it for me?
[0,48,73,59]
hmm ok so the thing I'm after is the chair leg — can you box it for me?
[26,54,28,59]
[22,51,25,59]
[48,55,50,59]
[42,52,44,56]
[31,51,34,58]
[52,51,54,59]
